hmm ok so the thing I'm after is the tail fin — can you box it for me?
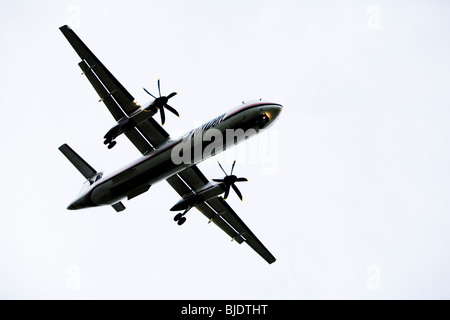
[59,144,98,180]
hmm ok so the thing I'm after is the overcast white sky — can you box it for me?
[1,0,449,299]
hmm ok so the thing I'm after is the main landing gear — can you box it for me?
[104,138,117,149]
[173,207,190,226]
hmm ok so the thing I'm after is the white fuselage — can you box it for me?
[68,101,282,210]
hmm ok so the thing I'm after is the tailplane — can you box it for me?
[59,144,126,212]
[59,144,100,182]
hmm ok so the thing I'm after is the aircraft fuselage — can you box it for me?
[68,101,282,210]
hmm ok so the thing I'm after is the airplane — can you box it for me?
[58,25,282,264]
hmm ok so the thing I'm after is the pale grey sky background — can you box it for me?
[1,0,449,299]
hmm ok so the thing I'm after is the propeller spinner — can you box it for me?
[143,79,179,125]
[212,161,248,201]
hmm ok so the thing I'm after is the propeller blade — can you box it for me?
[167,92,177,99]
[218,161,228,176]
[157,79,161,97]
[223,185,230,200]
[236,177,248,182]
[231,160,236,175]
[212,179,224,182]
[160,106,166,125]
[143,87,156,99]
[165,104,180,117]
[232,184,243,201]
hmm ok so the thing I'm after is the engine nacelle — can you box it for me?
[170,182,225,212]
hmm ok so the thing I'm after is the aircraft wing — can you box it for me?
[167,167,276,264]
[60,25,169,154]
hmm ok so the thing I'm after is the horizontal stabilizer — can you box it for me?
[59,144,97,180]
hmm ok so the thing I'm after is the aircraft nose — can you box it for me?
[266,104,283,121]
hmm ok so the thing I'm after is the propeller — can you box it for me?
[143,79,179,125]
[212,160,248,201]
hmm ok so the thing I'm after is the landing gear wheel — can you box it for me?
[174,213,183,222]
[177,217,187,226]
[107,141,117,149]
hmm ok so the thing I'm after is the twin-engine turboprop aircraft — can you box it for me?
[58,25,282,264]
